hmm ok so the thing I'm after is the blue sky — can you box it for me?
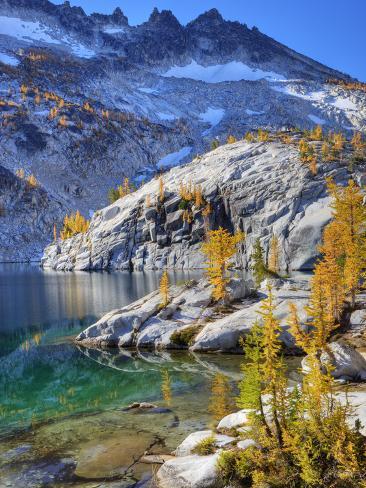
[55,0,366,81]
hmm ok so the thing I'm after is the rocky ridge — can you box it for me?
[0,1,365,260]
[42,138,364,272]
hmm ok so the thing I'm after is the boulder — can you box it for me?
[301,341,366,381]
[217,410,252,431]
[175,431,235,457]
[157,453,223,488]
[237,439,257,450]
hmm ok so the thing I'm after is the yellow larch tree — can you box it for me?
[60,211,90,240]
[268,234,280,274]
[258,129,269,142]
[310,124,323,141]
[227,135,237,144]
[194,184,204,208]
[158,176,165,203]
[327,178,366,306]
[201,227,245,302]
[27,174,38,189]
[159,270,169,308]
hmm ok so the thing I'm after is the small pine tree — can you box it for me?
[159,270,170,308]
[327,178,366,306]
[16,168,25,179]
[244,131,255,143]
[258,129,269,142]
[158,176,165,203]
[310,124,323,141]
[268,234,280,274]
[60,211,90,240]
[309,154,317,175]
[227,135,237,144]
[194,184,204,208]
[211,139,220,150]
[251,238,267,287]
[201,227,245,302]
[27,174,38,189]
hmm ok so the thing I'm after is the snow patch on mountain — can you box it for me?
[199,107,225,127]
[0,16,61,44]
[157,112,176,121]
[162,60,285,83]
[332,98,358,111]
[308,114,326,125]
[103,27,126,35]
[0,15,95,58]
[246,109,265,116]
[157,146,193,169]
[138,87,158,94]
[0,52,19,66]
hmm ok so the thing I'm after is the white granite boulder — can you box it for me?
[175,430,235,457]
[157,452,222,488]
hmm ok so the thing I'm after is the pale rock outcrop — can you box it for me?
[75,277,309,351]
[42,141,356,272]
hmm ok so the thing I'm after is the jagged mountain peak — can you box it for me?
[188,8,225,26]
[147,7,182,28]
[90,6,129,26]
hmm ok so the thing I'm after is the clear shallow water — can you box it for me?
[0,265,243,487]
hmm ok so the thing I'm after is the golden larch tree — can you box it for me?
[327,178,366,306]
[159,270,169,308]
[268,234,280,274]
[201,227,245,301]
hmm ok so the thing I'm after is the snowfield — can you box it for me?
[103,27,126,35]
[0,16,61,44]
[0,15,95,58]
[162,60,286,83]
[308,114,326,125]
[157,146,193,169]
[157,112,176,121]
[199,107,225,128]
[0,52,19,66]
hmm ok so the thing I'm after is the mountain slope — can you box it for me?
[0,0,365,261]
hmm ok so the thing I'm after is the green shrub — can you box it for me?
[192,436,216,455]
[170,325,199,346]
[178,198,190,210]
[217,448,254,484]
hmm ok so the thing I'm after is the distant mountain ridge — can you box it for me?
[0,0,365,261]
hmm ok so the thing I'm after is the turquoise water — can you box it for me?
[0,265,242,487]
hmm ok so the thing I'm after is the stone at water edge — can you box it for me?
[157,452,222,488]
[174,430,235,457]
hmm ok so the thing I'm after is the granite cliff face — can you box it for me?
[41,138,363,272]
[0,0,365,260]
